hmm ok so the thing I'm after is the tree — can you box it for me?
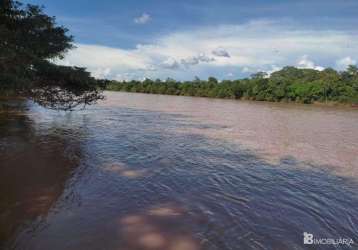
[0,0,104,110]
[347,65,358,76]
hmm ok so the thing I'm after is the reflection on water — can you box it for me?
[1,93,358,250]
[118,203,199,250]
[103,163,147,178]
[0,101,84,247]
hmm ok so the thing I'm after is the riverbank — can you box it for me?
[106,66,358,106]
[0,97,27,113]
[105,89,357,108]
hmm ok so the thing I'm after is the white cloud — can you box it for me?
[336,56,357,70]
[58,20,358,80]
[134,13,151,24]
[212,47,230,57]
[197,54,215,63]
[265,65,283,76]
[61,44,148,70]
[160,57,180,69]
[93,67,111,79]
[181,57,200,66]
[181,53,215,67]
[297,55,324,71]
[242,67,251,73]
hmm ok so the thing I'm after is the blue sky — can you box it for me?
[24,0,358,80]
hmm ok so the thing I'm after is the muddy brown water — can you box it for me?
[1,92,358,250]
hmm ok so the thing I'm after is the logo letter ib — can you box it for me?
[304,232,313,244]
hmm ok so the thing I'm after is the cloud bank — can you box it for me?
[336,56,357,70]
[59,20,358,80]
[297,55,324,71]
[212,47,230,58]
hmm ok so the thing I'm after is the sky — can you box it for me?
[23,0,358,80]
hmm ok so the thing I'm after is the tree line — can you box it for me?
[107,66,358,104]
[1,0,105,110]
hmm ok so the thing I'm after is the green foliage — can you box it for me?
[107,66,358,104]
[0,0,104,110]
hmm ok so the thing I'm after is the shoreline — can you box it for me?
[104,90,357,109]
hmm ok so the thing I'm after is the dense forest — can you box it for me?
[107,66,358,104]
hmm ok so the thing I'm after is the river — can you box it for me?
[1,92,358,250]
